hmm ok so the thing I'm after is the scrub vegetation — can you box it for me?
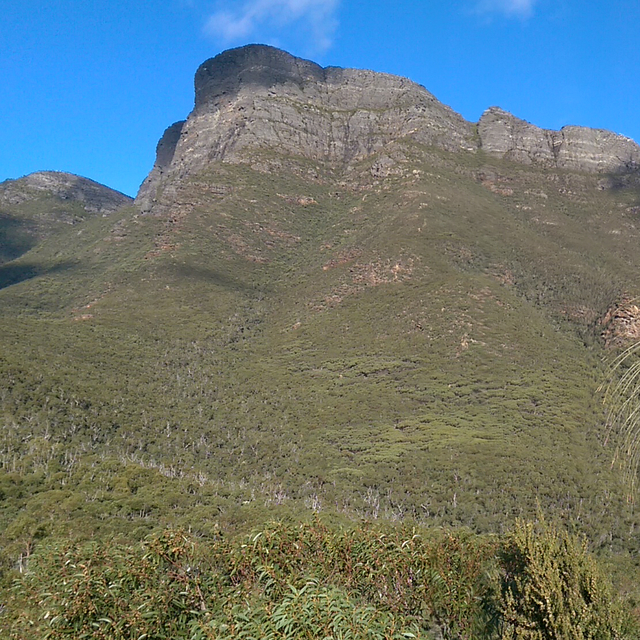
[2,518,633,639]
[2,145,640,634]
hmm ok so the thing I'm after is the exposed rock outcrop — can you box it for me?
[478,107,640,173]
[137,44,640,213]
[601,298,640,347]
[136,45,476,212]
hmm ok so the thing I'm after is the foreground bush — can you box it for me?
[498,518,628,639]
[0,519,633,639]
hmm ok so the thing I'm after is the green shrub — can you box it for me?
[192,580,424,640]
[498,517,628,639]
[2,520,636,640]
[5,530,213,639]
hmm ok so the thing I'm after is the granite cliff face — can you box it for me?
[137,44,640,212]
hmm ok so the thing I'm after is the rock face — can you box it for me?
[478,107,640,172]
[136,45,476,211]
[1,171,132,214]
[137,44,640,212]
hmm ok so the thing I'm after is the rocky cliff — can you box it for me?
[478,107,640,172]
[137,44,640,212]
[136,45,476,211]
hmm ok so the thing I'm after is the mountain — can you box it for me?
[2,45,640,585]
[0,171,131,288]
[137,45,639,214]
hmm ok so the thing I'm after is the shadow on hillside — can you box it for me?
[605,168,640,199]
[0,214,36,264]
[0,260,77,291]
[169,261,272,293]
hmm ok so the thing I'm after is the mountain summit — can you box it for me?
[0,171,131,265]
[137,44,639,213]
[136,45,474,211]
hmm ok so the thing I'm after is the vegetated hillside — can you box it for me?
[0,171,131,265]
[2,46,640,589]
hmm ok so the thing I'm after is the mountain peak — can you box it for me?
[478,107,640,172]
[137,46,640,213]
[194,44,325,110]
[136,46,474,211]
[0,171,132,265]
[1,171,132,213]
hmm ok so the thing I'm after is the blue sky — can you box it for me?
[1,1,638,196]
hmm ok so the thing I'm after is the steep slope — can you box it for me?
[0,171,131,270]
[2,46,640,570]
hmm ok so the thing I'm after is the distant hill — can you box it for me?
[0,171,131,267]
[2,45,640,589]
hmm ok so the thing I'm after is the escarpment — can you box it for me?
[136,45,476,211]
[478,107,640,173]
[136,44,639,213]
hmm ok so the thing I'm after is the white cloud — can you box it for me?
[475,0,538,18]
[204,0,339,53]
